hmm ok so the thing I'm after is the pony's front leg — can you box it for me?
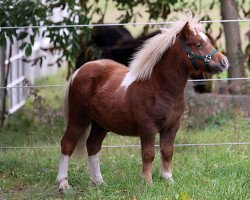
[159,123,179,184]
[140,132,156,183]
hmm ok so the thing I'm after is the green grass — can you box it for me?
[0,136,249,199]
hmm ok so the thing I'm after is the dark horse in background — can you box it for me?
[75,26,219,93]
[75,26,133,69]
[75,26,160,68]
[57,16,229,190]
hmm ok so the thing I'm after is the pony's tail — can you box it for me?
[64,82,70,130]
[73,124,91,159]
[64,78,91,159]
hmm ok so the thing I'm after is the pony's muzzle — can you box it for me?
[209,55,229,74]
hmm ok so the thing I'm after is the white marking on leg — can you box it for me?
[57,154,70,190]
[199,32,208,42]
[120,71,136,89]
[71,69,80,84]
[161,170,174,183]
[88,154,104,185]
[161,163,174,183]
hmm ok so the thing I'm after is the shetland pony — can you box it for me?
[57,15,229,190]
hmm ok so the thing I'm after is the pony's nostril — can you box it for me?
[221,59,226,66]
[220,58,229,69]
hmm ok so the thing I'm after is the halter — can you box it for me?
[179,35,218,71]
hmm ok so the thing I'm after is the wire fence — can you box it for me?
[0,142,250,150]
[0,19,250,30]
[0,77,249,89]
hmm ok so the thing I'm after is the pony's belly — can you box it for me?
[109,126,139,136]
[90,110,137,136]
[95,118,138,136]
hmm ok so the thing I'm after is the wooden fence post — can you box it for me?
[0,48,6,126]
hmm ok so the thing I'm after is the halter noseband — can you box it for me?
[179,35,218,71]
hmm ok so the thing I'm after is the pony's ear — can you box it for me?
[181,22,191,39]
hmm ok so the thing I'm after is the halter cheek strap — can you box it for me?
[179,35,218,71]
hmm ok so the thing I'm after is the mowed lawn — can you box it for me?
[0,121,249,200]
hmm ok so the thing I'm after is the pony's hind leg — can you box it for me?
[57,119,91,190]
[86,122,107,185]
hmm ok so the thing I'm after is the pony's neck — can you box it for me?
[152,42,190,98]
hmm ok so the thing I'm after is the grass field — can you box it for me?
[0,68,250,199]
[0,127,249,199]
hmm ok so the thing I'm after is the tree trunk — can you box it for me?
[220,0,246,94]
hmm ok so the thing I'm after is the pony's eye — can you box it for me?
[195,43,202,48]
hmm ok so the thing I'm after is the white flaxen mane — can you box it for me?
[124,13,203,84]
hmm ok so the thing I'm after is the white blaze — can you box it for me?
[199,32,208,42]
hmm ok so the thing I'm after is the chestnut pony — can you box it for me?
[57,16,229,190]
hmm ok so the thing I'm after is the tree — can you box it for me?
[0,0,94,125]
[220,0,246,94]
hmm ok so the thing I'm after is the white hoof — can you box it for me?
[161,172,174,184]
[91,176,104,185]
[58,178,70,191]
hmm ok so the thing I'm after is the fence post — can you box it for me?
[0,47,6,126]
